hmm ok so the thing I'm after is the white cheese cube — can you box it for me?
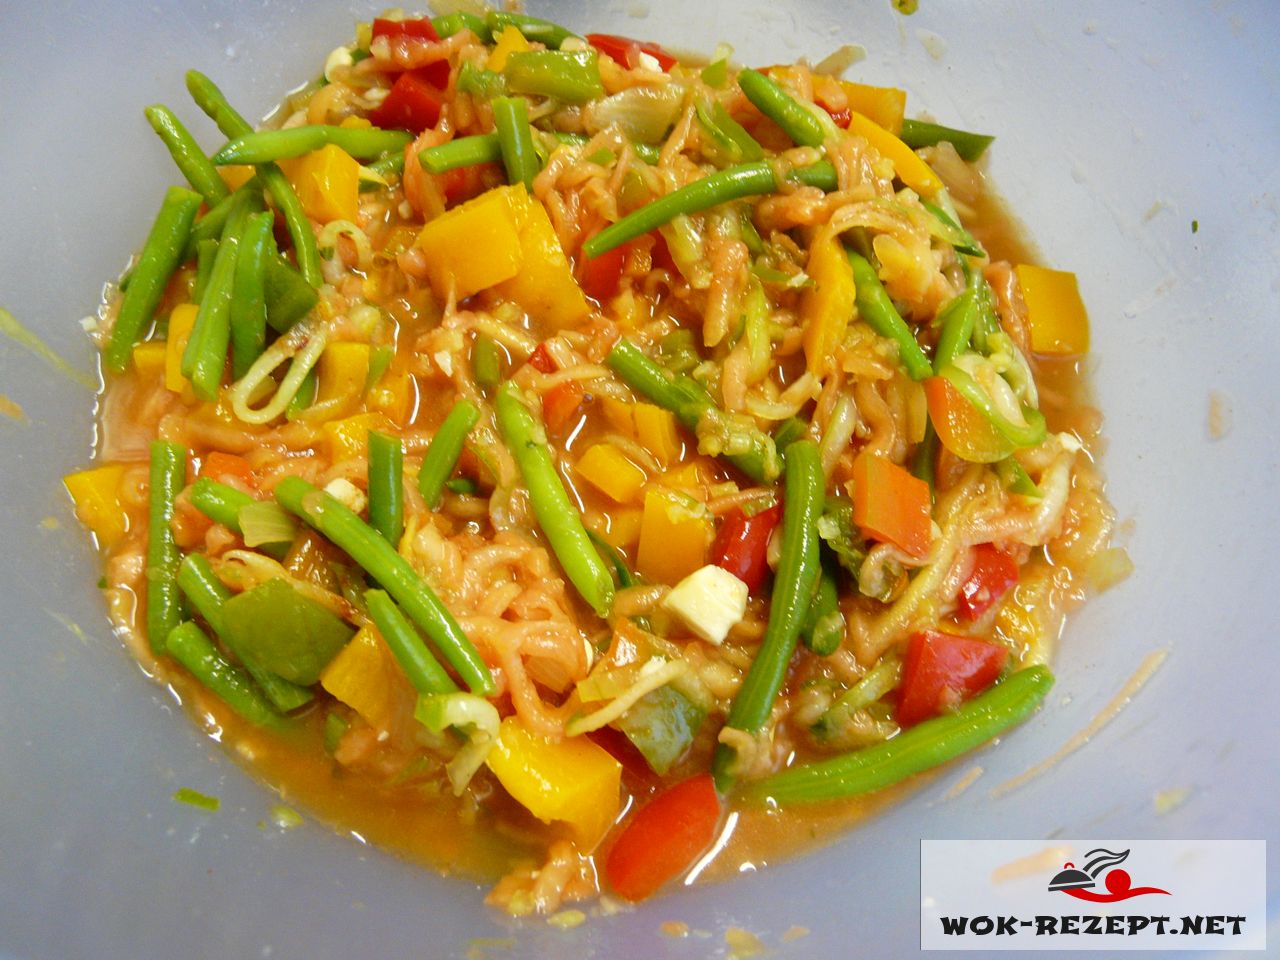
[660,564,749,645]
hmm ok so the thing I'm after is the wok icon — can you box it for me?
[1047,848,1171,901]
[1048,848,1130,891]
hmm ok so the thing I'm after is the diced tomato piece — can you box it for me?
[588,727,659,789]
[199,451,257,489]
[710,503,782,594]
[542,381,584,432]
[649,231,676,272]
[579,242,627,303]
[823,105,852,129]
[605,773,720,901]
[955,543,1019,621]
[437,161,503,206]
[527,342,557,373]
[896,629,1009,727]
[586,33,677,72]
[371,17,449,87]
[369,70,447,133]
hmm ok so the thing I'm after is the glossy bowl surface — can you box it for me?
[1,2,1276,957]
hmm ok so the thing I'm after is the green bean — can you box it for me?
[471,334,503,394]
[899,118,994,162]
[921,199,984,258]
[772,416,808,453]
[495,383,615,618]
[492,96,540,190]
[912,421,939,493]
[418,399,480,509]
[419,134,503,175]
[433,10,491,41]
[748,666,1054,804]
[444,477,478,496]
[551,131,661,165]
[186,70,322,288]
[147,441,187,656]
[187,180,249,256]
[585,530,640,591]
[182,225,242,401]
[165,621,281,727]
[936,363,1048,448]
[932,281,978,374]
[229,211,272,378]
[176,554,313,712]
[274,476,494,695]
[364,589,459,696]
[144,104,230,206]
[486,10,578,48]
[582,159,836,257]
[104,186,202,372]
[712,440,824,790]
[737,68,827,149]
[264,254,319,332]
[213,125,412,165]
[800,558,843,656]
[606,338,780,483]
[187,477,250,530]
[504,51,604,104]
[367,430,404,547]
[360,151,405,191]
[191,238,217,304]
[286,366,317,419]
[846,250,933,381]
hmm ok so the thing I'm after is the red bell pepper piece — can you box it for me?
[955,543,1019,621]
[585,33,677,72]
[605,773,720,901]
[527,342,556,374]
[710,503,782,594]
[369,69,447,134]
[579,242,627,303]
[371,17,449,87]
[896,629,1009,727]
[542,381,584,432]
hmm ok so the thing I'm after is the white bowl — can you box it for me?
[2,2,1276,957]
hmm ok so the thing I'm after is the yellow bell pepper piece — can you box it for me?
[281,144,360,223]
[486,716,621,847]
[416,184,589,329]
[576,444,647,504]
[323,410,396,462]
[633,403,681,466]
[800,232,856,374]
[316,341,371,407]
[600,396,635,435]
[587,508,643,551]
[165,303,199,397]
[840,82,906,134]
[218,164,256,192]
[487,25,530,71]
[415,186,525,300]
[368,371,414,426]
[63,463,128,548]
[636,487,712,585]
[131,342,167,380]
[847,112,944,198]
[339,116,372,130]
[494,186,591,329]
[1015,264,1090,355]
[320,626,409,734]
